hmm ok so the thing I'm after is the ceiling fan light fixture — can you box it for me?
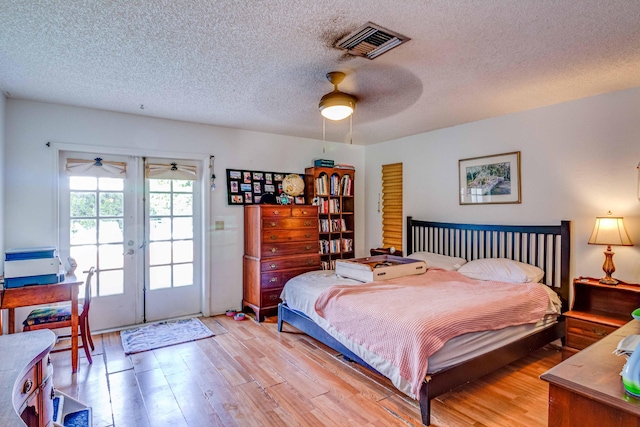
[319,72,356,121]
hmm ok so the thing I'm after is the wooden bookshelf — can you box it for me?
[305,166,355,270]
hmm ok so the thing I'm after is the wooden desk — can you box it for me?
[541,320,640,426]
[0,277,82,373]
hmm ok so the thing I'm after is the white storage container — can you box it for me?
[335,255,427,282]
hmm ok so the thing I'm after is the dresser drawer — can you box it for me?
[13,363,38,409]
[261,266,321,288]
[261,241,317,258]
[292,206,317,217]
[566,317,617,350]
[261,287,284,306]
[262,217,316,229]
[261,255,320,272]
[262,229,318,243]
[261,207,291,217]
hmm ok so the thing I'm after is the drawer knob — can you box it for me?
[268,294,279,301]
[269,277,278,283]
[270,235,278,240]
[273,210,280,215]
[269,263,277,269]
[302,210,308,215]
[305,245,312,250]
[307,260,314,265]
[271,247,278,253]
[23,378,33,394]
[305,233,311,238]
[304,221,312,226]
[269,222,277,227]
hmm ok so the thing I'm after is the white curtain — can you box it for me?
[66,158,127,177]
[146,162,198,180]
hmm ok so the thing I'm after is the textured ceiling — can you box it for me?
[1,1,640,145]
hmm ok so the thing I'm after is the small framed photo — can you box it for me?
[295,196,305,204]
[264,184,275,193]
[231,195,243,204]
[253,182,261,193]
[459,151,521,205]
[243,172,252,183]
[254,195,262,204]
[273,173,283,181]
[240,183,251,192]
[229,171,242,179]
[265,173,272,184]
[244,192,252,203]
[253,172,264,181]
[230,181,239,193]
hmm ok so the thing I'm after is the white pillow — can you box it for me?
[406,251,467,271]
[457,258,544,283]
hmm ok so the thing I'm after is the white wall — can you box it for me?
[365,87,640,284]
[5,100,365,319]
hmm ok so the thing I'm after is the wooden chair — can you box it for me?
[23,267,96,364]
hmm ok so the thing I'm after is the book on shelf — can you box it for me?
[334,164,355,170]
[340,174,352,196]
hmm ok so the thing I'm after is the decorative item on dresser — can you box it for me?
[242,205,320,321]
[304,166,355,270]
[587,212,633,285]
[562,276,640,360]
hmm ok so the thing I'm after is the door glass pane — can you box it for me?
[99,219,123,243]
[70,245,97,274]
[149,218,171,241]
[173,194,192,215]
[70,176,97,191]
[70,219,97,245]
[173,218,193,239]
[173,180,193,193]
[149,193,171,216]
[99,269,124,296]
[98,177,123,191]
[149,242,171,265]
[150,265,171,290]
[100,192,123,217]
[149,179,170,192]
[71,193,96,217]
[173,263,193,287]
[99,244,124,270]
[173,240,193,263]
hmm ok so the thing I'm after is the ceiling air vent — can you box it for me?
[335,22,410,60]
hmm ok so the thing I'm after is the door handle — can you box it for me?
[124,249,134,255]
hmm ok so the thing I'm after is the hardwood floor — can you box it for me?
[51,315,560,426]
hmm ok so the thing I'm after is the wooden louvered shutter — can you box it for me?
[382,163,403,250]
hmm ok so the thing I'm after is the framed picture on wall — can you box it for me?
[226,168,306,205]
[459,151,521,205]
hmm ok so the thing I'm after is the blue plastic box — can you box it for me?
[4,274,60,288]
[5,246,57,261]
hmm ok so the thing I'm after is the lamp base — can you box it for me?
[599,277,619,286]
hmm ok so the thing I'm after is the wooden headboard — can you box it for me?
[406,217,571,308]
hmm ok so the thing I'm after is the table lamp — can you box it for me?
[588,212,633,285]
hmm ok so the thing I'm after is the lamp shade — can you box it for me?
[588,216,633,246]
[318,71,356,121]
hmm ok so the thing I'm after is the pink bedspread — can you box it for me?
[314,269,550,397]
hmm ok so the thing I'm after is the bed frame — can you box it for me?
[278,218,571,426]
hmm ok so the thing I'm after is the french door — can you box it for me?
[59,152,203,331]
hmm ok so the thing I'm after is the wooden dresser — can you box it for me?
[541,319,640,426]
[563,276,640,359]
[0,329,56,427]
[243,204,320,321]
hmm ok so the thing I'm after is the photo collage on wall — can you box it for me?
[226,169,306,205]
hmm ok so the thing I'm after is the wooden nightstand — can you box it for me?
[563,276,640,359]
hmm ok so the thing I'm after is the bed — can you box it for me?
[277,217,571,426]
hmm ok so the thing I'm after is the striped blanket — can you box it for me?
[314,269,550,397]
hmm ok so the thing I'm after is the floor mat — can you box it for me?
[120,318,214,355]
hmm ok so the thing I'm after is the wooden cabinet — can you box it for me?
[243,205,320,321]
[563,276,640,359]
[1,330,56,427]
[305,166,355,270]
[541,320,640,427]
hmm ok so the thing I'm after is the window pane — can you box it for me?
[98,244,124,269]
[99,269,124,296]
[100,192,123,217]
[150,265,171,290]
[173,180,193,193]
[173,240,193,263]
[173,218,193,239]
[71,192,96,217]
[149,179,170,192]
[70,176,97,191]
[99,219,123,243]
[70,219,97,245]
[150,193,171,216]
[173,263,193,287]
[173,194,192,216]
[69,245,97,274]
[149,217,171,241]
[149,241,172,265]
[98,178,123,191]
